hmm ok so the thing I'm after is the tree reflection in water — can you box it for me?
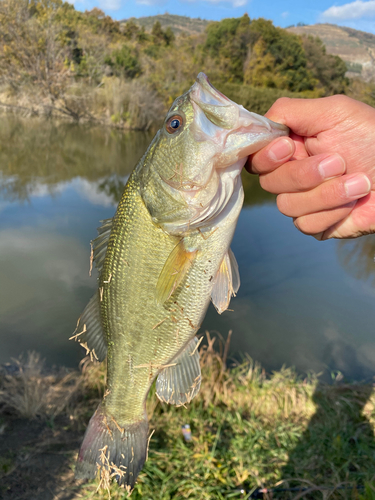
[337,235,375,286]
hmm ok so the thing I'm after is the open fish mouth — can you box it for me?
[190,72,289,167]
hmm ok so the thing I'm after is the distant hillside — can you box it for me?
[123,14,210,36]
[287,23,375,81]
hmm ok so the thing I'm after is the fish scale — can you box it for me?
[73,72,289,489]
[102,167,232,421]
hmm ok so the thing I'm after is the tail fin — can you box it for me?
[75,405,148,490]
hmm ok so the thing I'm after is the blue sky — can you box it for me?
[71,0,375,34]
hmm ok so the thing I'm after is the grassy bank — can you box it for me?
[1,335,375,499]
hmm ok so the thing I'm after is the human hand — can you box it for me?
[247,95,375,239]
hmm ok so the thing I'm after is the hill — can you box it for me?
[287,23,375,81]
[123,14,210,36]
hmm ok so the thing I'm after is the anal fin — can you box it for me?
[211,248,240,314]
[70,291,107,362]
[156,337,201,406]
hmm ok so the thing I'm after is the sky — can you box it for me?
[70,0,375,34]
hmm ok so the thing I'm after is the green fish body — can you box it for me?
[74,73,289,489]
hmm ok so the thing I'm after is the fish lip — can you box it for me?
[195,73,231,105]
[191,73,232,108]
[190,74,289,140]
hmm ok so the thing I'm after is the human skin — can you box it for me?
[247,95,375,239]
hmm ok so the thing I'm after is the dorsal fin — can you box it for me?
[156,337,201,406]
[156,239,197,304]
[91,218,113,274]
[211,248,240,314]
[70,291,107,362]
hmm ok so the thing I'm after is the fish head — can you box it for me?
[140,73,289,235]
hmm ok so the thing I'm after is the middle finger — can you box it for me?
[260,153,346,194]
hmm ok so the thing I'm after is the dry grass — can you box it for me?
[0,77,166,130]
[0,351,81,419]
[2,336,375,499]
[93,77,164,130]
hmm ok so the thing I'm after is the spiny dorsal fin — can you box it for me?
[91,218,113,274]
[211,248,240,314]
[156,240,197,304]
[156,337,201,406]
[70,291,107,362]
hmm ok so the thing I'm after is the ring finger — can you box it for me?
[277,173,372,218]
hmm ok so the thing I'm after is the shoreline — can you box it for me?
[1,342,375,499]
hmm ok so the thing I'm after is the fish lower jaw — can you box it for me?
[159,173,244,236]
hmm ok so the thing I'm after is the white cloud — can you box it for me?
[99,0,121,9]
[179,0,247,6]
[281,11,289,18]
[321,0,375,21]
[136,0,167,5]
[24,177,122,207]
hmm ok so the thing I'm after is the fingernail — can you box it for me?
[318,154,345,179]
[268,138,293,161]
[344,174,371,197]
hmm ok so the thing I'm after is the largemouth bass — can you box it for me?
[74,73,288,489]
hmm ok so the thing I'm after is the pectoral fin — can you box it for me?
[156,240,197,304]
[156,337,201,406]
[228,247,240,294]
[70,291,107,362]
[211,248,240,314]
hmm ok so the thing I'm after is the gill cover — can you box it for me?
[139,73,289,236]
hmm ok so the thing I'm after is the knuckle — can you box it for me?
[294,217,313,235]
[320,180,346,206]
[328,94,350,107]
[259,173,274,192]
[267,97,290,116]
[289,162,314,190]
[276,194,293,216]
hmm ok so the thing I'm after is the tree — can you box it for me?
[122,19,139,40]
[244,18,317,92]
[204,14,253,82]
[106,45,141,79]
[0,0,70,99]
[301,35,348,95]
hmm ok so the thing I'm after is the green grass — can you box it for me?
[2,339,375,499]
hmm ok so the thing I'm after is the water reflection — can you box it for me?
[337,236,375,285]
[1,116,375,380]
[0,115,153,201]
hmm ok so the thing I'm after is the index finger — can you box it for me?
[264,95,350,137]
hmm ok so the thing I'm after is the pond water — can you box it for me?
[1,115,375,381]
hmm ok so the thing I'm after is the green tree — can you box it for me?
[151,21,165,45]
[164,26,175,46]
[301,35,348,95]
[106,45,141,79]
[204,14,253,82]
[122,19,139,40]
[245,18,317,92]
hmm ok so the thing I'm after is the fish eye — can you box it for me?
[166,115,184,134]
